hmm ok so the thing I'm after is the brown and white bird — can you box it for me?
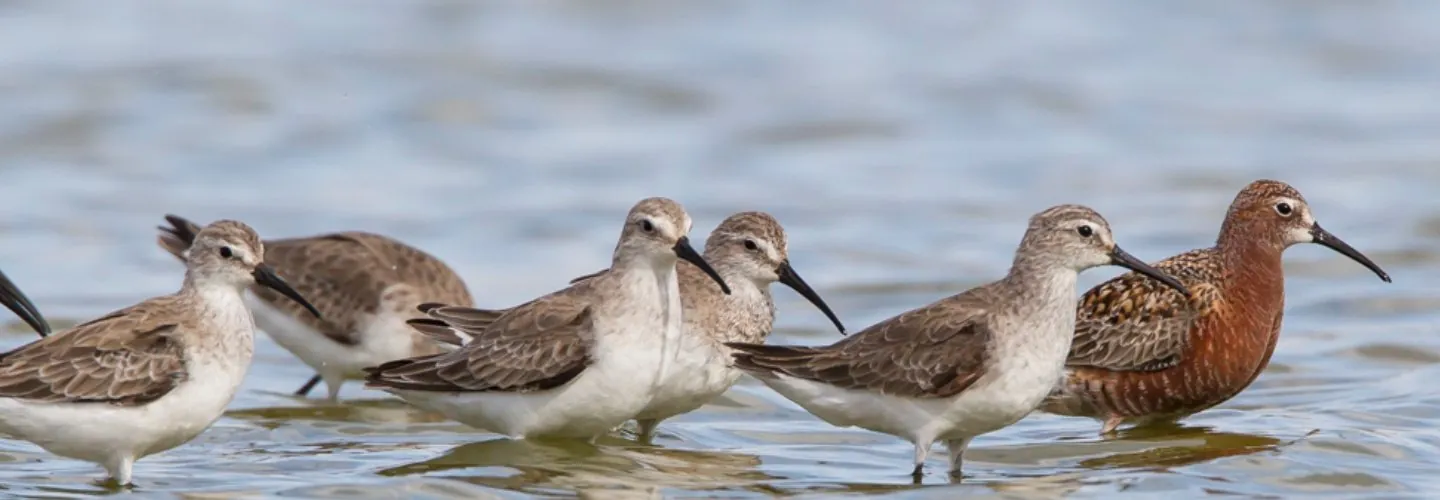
[365,197,732,439]
[725,205,1188,480]
[0,220,320,486]
[156,215,473,402]
[414,211,848,441]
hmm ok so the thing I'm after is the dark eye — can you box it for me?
[1076,225,1093,238]
[218,246,234,259]
[1275,202,1293,216]
[744,239,758,251]
[640,220,655,233]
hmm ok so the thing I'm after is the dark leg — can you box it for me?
[294,374,322,397]
[910,463,924,483]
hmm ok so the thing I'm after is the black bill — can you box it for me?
[0,268,50,337]
[674,236,732,295]
[776,260,846,335]
[253,263,323,318]
[1311,223,1391,283]
[1110,247,1191,297]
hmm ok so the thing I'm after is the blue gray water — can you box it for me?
[0,1,1437,497]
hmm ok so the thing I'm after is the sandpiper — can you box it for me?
[157,215,474,402]
[0,267,51,337]
[1040,180,1391,434]
[725,205,1189,480]
[0,220,320,486]
[415,211,848,441]
[364,197,732,439]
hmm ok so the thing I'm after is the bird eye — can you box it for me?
[640,220,655,233]
[219,246,234,259]
[744,239,758,251]
[1275,202,1293,216]
[1076,225,1093,238]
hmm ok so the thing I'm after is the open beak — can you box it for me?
[1109,246,1191,297]
[253,263,323,318]
[776,260,846,335]
[0,268,50,337]
[1311,223,1391,283]
[674,236,731,295]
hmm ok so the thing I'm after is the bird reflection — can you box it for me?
[375,437,777,496]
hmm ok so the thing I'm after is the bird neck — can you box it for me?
[1001,264,1080,315]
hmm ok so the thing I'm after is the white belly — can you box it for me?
[752,351,1066,444]
[390,332,667,438]
[247,293,416,381]
[390,317,671,438]
[636,333,737,422]
[0,350,250,464]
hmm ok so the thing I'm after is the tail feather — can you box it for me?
[409,318,471,347]
[156,214,204,261]
[363,353,453,391]
[416,302,505,331]
[723,342,824,375]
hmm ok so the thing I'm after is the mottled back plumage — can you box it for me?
[0,301,190,406]
[366,283,595,392]
[730,288,994,398]
[1065,249,1222,372]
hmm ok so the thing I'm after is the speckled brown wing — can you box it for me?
[366,288,593,393]
[158,215,473,347]
[728,293,992,398]
[1067,248,1221,372]
[254,232,474,345]
[0,300,187,406]
[407,266,613,347]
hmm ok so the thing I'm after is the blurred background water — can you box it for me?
[0,0,1437,498]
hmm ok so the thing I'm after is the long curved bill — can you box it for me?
[1109,247,1190,297]
[0,268,50,337]
[673,236,732,295]
[776,260,846,335]
[1311,223,1391,283]
[253,263,323,318]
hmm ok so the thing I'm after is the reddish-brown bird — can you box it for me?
[1040,179,1392,434]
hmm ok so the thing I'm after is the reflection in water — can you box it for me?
[1075,424,1284,470]
[226,398,454,428]
[378,438,777,496]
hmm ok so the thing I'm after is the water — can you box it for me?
[0,0,1436,497]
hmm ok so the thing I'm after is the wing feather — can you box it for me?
[1066,248,1221,372]
[0,301,187,406]
[729,293,993,399]
[366,287,594,393]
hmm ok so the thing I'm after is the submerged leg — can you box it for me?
[635,418,661,444]
[294,374,322,397]
[944,437,973,479]
[1100,415,1125,436]
[911,441,933,483]
[325,380,344,403]
[103,454,135,487]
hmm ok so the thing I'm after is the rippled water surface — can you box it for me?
[0,1,1438,498]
